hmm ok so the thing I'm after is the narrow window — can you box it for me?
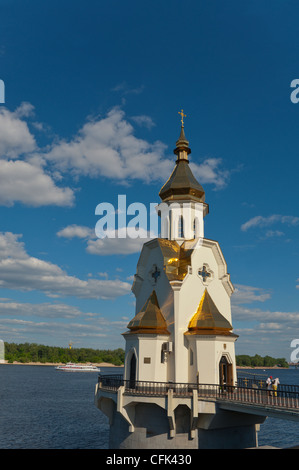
[178,215,184,238]
[190,348,194,366]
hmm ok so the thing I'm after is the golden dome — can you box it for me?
[159,125,205,203]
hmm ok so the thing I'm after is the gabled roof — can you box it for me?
[186,288,234,336]
[126,290,170,335]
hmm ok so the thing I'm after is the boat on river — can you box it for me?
[55,362,100,372]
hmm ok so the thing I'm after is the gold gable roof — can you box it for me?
[127,290,170,335]
[186,288,234,336]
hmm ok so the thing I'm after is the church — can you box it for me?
[95,112,264,449]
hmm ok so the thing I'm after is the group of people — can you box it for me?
[266,375,280,396]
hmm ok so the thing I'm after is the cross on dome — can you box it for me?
[178,109,186,127]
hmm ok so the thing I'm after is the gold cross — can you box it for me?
[178,109,186,126]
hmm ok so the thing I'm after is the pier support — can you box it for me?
[95,385,265,449]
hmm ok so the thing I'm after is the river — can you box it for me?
[0,365,298,449]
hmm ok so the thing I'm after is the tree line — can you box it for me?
[3,343,289,368]
[236,354,289,368]
[4,342,125,365]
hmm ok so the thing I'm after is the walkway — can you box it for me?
[98,375,299,421]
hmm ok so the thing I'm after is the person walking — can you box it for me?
[266,376,273,396]
[272,377,280,397]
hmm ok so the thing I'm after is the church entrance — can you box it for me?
[129,353,136,389]
[219,355,233,388]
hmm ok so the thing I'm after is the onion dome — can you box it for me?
[159,124,205,203]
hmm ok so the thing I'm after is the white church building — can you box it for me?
[95,116,264,449]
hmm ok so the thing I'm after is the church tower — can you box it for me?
[95,113,264,449]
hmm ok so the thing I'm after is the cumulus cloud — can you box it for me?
[57,224,153,255]
[191,158,230,189]
[232,284,271,305]
[241,214,299,232]
[0,104,231,207]
[43,107,171,182]
[42,107,230,188]
[0,160,74,207]
[0,104,74,207]
[57,225,94,239]
[0,104,36,158]
[86,233,149,256]
[0,232,131,299]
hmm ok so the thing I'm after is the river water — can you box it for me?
[0,365,298,449]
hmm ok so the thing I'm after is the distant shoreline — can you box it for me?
[1,361,290,369]
[0,361,124,367]
[236,366,290,370]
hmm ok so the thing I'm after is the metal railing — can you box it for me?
[98,375,299,410]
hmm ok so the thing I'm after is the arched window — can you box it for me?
[193,217,199,238]
[129,353,137,389]
[178,215,184,238]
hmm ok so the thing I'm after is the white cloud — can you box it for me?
[13,102,35,119]
[0,105,36,158]
[241,214,299,232]
[42,107,230,188]
[231,283,299,356]
[191,158,230,189]
[87,235,147,256]
[232,304,299,324]
[0,160,74,207]
[43,107,171,182]
[0,104,231,208]
[0,300,84,319]
[57,224,153,255]
[264,230,284,238]
[0,310,129,348]
[131,115,156,129]
[111,82,145,95]
[0,232,131,299]
[0,104,74,207]
[232,284,271,305]
[231,284,299,331]
[57,225,94,239]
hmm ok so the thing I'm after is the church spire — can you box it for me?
[158,111,205,203]
[174,110,191,162]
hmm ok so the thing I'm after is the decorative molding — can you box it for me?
[197,263,214,286]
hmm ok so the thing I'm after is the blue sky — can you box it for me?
[0,0,299,360]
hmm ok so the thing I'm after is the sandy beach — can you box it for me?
[1,360,123,367]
